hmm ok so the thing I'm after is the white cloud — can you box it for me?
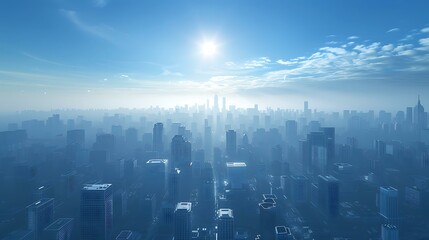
[387,28,400,33]
[225,57,271,70]
[161,69,184,77]
[348,36,359,40]
[421,27,429,33]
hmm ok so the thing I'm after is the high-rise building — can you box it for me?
[171,135,192,170]
[289,175,309,204]
[217,209,234,240]
[27,198,55,240]
[379,186,398,222]
[214,95,219,112]
[381,224,399,240]
[285,120,298,144]
[222,97,226,112]
[318,175,339,218]
[153,123,164,156]
[226,162,247,190]
[80,184,113,240]
[144,159,168,201]
[174,202,192,240]
[226,130,237,158]
[414,96,427,132]
[66,129,85,147]
[115,230,142,240]
[259,202,276,240]
[43,218,74,240]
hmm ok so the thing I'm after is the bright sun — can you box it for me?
[200,41,217,57]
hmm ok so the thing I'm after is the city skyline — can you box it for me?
[1,1,429,111]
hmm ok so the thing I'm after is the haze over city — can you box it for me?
[1,1,429,240]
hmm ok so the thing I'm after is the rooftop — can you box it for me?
[147,159,168,164]
[175,202,192,212]
[82,184,112,191]
[218,208,233,218]
[226,162,247,168]
[44,218,73,231]
[26,198,54,209]
[275,226,292,235]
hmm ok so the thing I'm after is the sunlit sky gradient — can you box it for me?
[1,0,429,111]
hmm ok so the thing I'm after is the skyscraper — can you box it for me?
[170,135,192,170]
[214,95,219,112]
[226,130,237,158]
[414,96,427,133]
[27,198,54,240]
[153,123,164,156]
[80,184,113,240]
[217,209,234,240]
[66,129,85,147]
[259,202,276,240]
[379,186,398,222]
[285,120,298,144]
[318,175,339,218]
[174,202,192,240]
[226,162,247,190]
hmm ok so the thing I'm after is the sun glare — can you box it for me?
[200,41,217,57]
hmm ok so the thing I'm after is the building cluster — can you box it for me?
[0,96,428,239]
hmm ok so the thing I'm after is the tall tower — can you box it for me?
[27,198,55,240]
[226,130,237,158]
[222,96,226,112]
[153,123,164,156]
[80,184,113,240]
[174,202,192,240]
[171,135,192,170]
[414,96,427,132]
[379,186,398,222]
[318,175,339,218]
[217,209,234,240]
[214,95,219,112]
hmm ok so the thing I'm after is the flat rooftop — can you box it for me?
[175,202,192,212]
[226,162,247,167]
[218,208,233,218]
[82,184,112,191]
[26,198,54,209]
[275,226,291,235]
[45,218,73,231]
[147,159,168,164]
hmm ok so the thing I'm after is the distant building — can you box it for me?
[43,218,74,240]
[66,129,85,147]
[1,230,34,240]
[217,209,234,240]
[174,202,192,240]
[226,130,237,158]
[26,198,54,240]
[80,184,113,240]
[153,123,164,156]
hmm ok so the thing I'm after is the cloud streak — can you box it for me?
[60,9,115,42]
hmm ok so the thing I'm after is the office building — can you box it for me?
[80,184,113,240]
[174,202,192,240]
[226,130,237,158]
[217,209,234,240]
[27,198,54,240]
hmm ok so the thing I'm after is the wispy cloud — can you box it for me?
[348,36,359,40]
[60,9,114,42]
[21,51,80,68]
[161,69,184,77]
[387,28,400,33]
[92,0,109,7]
[225,57,271,70]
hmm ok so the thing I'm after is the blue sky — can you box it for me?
[1,0,429,111]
